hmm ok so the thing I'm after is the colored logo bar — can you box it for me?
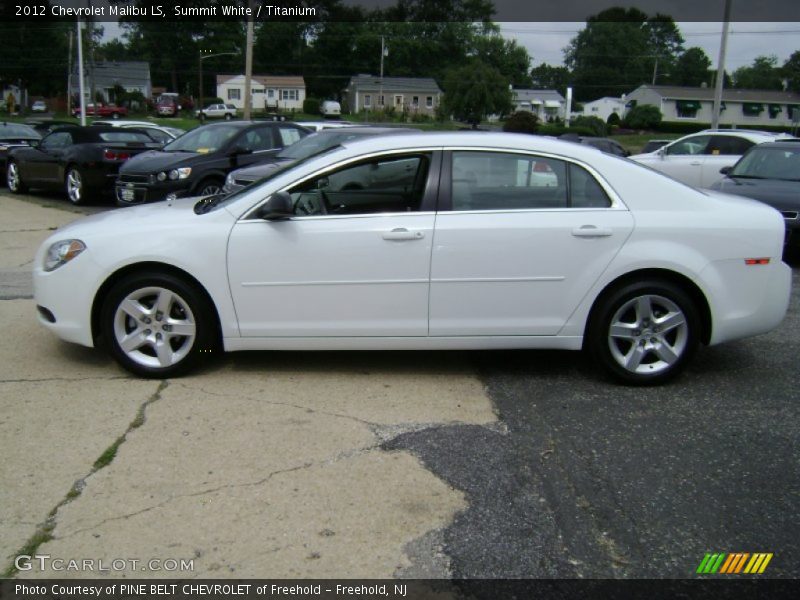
[696,553,773,574]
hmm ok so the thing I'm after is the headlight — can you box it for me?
[44,239,86,272]
[169,167,191,180]
[156,171,167,182]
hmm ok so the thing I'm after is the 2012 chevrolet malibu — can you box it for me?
[33,133,792,384]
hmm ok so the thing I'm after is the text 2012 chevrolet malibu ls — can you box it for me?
[33,133,791,384]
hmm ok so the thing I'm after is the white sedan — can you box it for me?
[33,133,791,384]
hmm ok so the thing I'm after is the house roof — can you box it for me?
[632,85,800,104]
[585,96,626,105]
[346,75,442,94]
[216,74,305,88]
[513,89,566,104]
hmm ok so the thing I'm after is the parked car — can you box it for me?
[6,125,161,204]
[559,133,630,157]
[710,141,800,250]
[25,119,75,135]
[0,122,41,183]
[116,120,310,205]
[91,120,184,144]
[223,126,420,194]
[72,103,128,119]
[156,94,180,117]
[33,133,790,383]
[295,121,356,132]
[640,139,671,154]
[630,129,792,188]
[31,100,47,113]
[320,100,342,117]
[196,103,237,121]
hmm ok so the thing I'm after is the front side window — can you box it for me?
[450,151,611,210]
[41,131,72,149]
[665,135,711,156]
[286,153,431,216]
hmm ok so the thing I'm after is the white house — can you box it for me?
[582,96,627,122]
[512,89,566,121]
[216,74,306,112]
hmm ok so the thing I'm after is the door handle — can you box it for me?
[571,225,612,238]
[690,161,702,166]
[382,228,424,241]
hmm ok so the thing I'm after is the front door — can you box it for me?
[227,151,439,337]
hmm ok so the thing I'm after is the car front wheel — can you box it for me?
[65,166,92,205]
[588,280,700,385]
[6,160,27,193]
[102,272,216,378]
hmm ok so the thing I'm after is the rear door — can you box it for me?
[429,150,634,336]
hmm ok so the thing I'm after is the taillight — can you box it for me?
[744,258,770,265]
[103,149,131,161]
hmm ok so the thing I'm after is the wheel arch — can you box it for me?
[584,268,712,348]
[91,261,222,347]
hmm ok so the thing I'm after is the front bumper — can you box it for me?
[115,176,191,205]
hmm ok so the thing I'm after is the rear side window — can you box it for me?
[707,135,755,155]
[450,151,611,210]
[98,131,151,143]
[279,127,304,146]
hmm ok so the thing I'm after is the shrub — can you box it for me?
[606,112,621,126]
[503,111,539,134]
[623,104,662,129]
[570,115,607,136]
[303,97,319,115]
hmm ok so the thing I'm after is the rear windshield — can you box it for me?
[98,131,152,143]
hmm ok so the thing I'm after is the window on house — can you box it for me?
[281,89,298,101]
[267,89,275,99]
[676,100,701,118]
[364,94,372,108]
[591,107,599,112]
[394,95,403,107]
[426,96,433,108]
[227,89,241,101]
[412,96,419,107]
[379,95,385,107]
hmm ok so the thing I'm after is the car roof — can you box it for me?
[752,140,800,149]
[690,129,790,142]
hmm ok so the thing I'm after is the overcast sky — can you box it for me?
[500,22,800,72]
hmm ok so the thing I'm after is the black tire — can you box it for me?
[6,160,27,193]
[587,279,700,385]
[111,112,120,120]
[101,271,217,378]
[194,177,224,197]
[224,113,232,120]
[64,165,94,205]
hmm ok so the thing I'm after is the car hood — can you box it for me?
[710,177,800,211]
[120,150,202,174]
[230,158,293,181]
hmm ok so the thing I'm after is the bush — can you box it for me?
[503,111,539,134]
[623,104,662,129]
[606,112,621,126]
[303,97,319,115]
[537,124,598,137]
[570,115,607,136]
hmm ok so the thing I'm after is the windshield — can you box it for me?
[731,146,800,181]
[162,124,240,153]
[277,130,368,160]
[1,123,39,138]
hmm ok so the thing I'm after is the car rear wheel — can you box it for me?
[587,280,700,385]
[224,113,232,120]
[6,161,27,193]
[65,166,93,205]
[102,272,216,378]
[111,112,120,120]
[195,178,223,197]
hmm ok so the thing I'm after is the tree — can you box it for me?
[471,34,532,88]
[503,111,539,134]
[673,47,712,87]
[623,104,662,129]
[784,51,800,93]
[564,8,683,101]
[529,63,571,93]
[443,61,512,127]
[732,55,783,90]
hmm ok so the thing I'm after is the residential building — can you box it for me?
[512,89,566,121]
[70,61,151,102]
[582,96,627,122]
[625,85,800,128]
[344,75,442,115]
[216,74,306,112]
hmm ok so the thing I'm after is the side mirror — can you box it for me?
[719,166,732,175]
[29,139,40,148]
[658,147,667,159]
[256,191,293,220]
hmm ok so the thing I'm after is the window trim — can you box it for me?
[438,148,626,213]
[241,148,443,221]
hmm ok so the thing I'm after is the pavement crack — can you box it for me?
[0,376,132,384]
[1,380,168,577]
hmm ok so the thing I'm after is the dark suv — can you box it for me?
[116,121,308,205]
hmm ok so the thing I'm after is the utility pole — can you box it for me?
[76,19,86,126]
[243,2,254,120]
[652,57,658,85]
[379,36,387,112]
[67,28,73,116]
[712,0,732,129]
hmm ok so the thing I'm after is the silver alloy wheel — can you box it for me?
[113,286,197,369]
[199,182,221,196]
[607,294,689,375]
[66,169,83,204]
[7,162,19,191]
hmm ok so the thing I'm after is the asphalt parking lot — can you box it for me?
[1,192,798,579]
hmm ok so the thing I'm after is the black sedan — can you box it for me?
[710,141,800,250]
[115,121,309,205]
[222,126,419,194]
[6,125,161,204]
[1,121,41,182]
